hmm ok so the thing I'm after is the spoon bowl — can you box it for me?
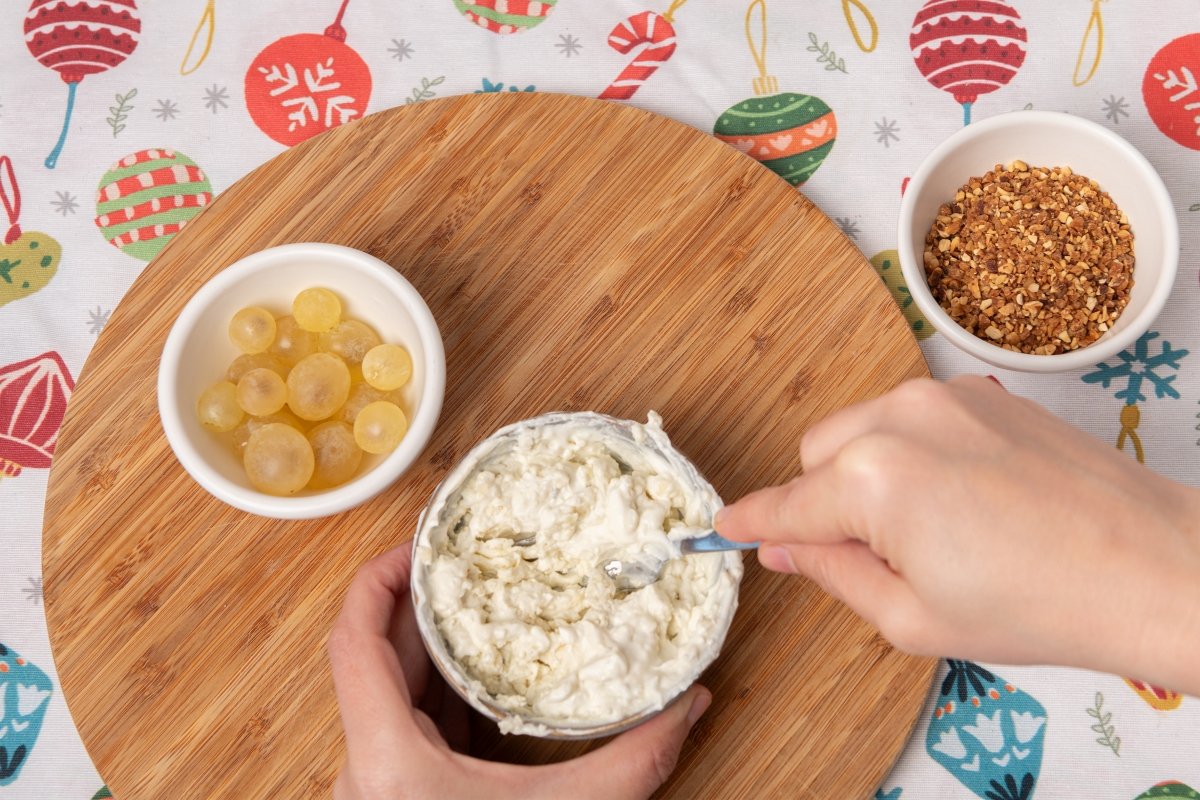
[603,531,758,592]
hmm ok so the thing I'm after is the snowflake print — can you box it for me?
[1155,66,1198,104]
[203,84,230,113]
[1102,95,1129,124]
[835,217,860,239]
[22,576,43,604]
[556,34,582,57]
[874,117,900,147]
[261,59,359,131]
[50,191,79,216]
[1144,35,1200,149]
[1082,331,1189,404]
[86,306,112,335]
[154,98,180,121]
[388,38,414,61]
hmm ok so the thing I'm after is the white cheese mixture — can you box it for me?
[415,413,741,734]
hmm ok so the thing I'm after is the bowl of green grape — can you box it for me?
[158,243,445,519]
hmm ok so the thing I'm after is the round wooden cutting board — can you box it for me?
[44,93,935,799]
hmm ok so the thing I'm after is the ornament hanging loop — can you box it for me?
[0,156,21,245]
[745,0,777,95]
[180,0,217,76]
[662,0,689,23]
[842,0,878,53]
[1072,0,1105,87]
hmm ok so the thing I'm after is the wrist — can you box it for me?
[1125,484,1200,697]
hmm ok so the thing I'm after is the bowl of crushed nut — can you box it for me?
[898,110,1177,373]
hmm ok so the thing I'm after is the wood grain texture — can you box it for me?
[43,93,936,800]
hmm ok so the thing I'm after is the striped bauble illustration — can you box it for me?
[24,0,141,168]
[452,0,558,34]
[714,93,837,187]
[910,0,1027,125]
[94,148,212,262]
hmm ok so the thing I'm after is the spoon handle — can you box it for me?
[681,531,759,553]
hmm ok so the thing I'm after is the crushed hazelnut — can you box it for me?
[923,162,1134,355]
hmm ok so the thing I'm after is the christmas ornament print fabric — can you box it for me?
[2,1,1200,797]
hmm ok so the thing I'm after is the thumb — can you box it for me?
[544,685,711,800]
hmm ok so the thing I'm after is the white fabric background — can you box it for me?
[1,1,1197,797]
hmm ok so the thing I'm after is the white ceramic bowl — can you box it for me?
[158,243,445,519]
[411,412,742,739]
[898,111,1178,373]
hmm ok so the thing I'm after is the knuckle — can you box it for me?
[799,423,828,466]
[780,474,807,508]
[765,477,807,532]
[876,602,927,654]
[893,377,947,411]
[834,433,902,485]
[353,558,385,584]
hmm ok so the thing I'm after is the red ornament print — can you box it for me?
[0,352,74,479]
[910,0,1027,126]
[24,0,141,169]
[1143,33,1200,151]
[244,0,371,148]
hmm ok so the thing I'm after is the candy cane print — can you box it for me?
[599,11,677,100]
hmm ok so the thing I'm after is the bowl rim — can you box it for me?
[897,110,1179,373]
[157,242,446,519]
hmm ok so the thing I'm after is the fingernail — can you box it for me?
[759,544,798,574]
[687,689,712,725]
[714,508,728,530]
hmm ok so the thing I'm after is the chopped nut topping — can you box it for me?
[923,162,1134,355]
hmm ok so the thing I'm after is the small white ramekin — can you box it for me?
[898,111,1178,373]
[158,243,445,519]
[411,411,742,739]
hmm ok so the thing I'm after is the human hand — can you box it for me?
[327,546,711,800]
[716,376,1200,694]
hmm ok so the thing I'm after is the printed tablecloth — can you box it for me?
[2,1,1199,798]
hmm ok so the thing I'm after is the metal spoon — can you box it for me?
[602,531,757,592]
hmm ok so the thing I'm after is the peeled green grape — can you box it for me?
[236,368,288,416]
[307,421,363,489]
[361,344,413,391]
[318,319,381,365]
[227,352,288,383]
[337,382,400,424]
[353,401,407,454]
[196,381,244,432]
[243,423,314,496]
[293,288,342,333]
[269,315,318,365]
[228,306,277,354]
[287,352,351,421]
[228,409,307,452]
